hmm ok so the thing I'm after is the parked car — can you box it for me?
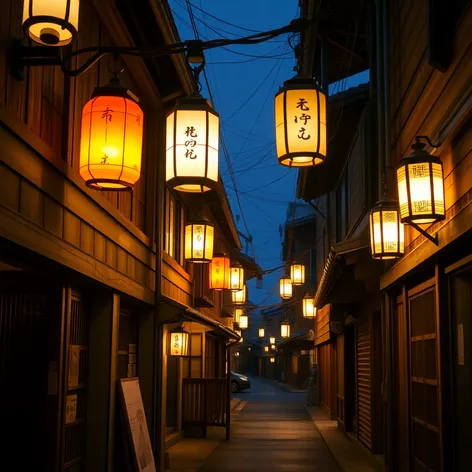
[231,372,250,393]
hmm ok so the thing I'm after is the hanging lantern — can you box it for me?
[270,357,275,363]
[234,307,243,324]
[290,262,306,285]
[271,344,276,350]
[209,253,230,290]
[239,313,249,330]
[235,352,240,357]
[303,295,317,319]
[79,78,144,191]
[232,285,247,304]
[22,0,80,46]
[185,217,214,263]
[269,336,276,345]
[229,263,244,291]
[279,276,293,299]
[274,76,327,167]
[370,200,405,260]
[166,94,219,193]
[397,140,445,224]
[281,320,290,339]
[258,327,265,338]
[168,325,189,357]
[264,346,269,353]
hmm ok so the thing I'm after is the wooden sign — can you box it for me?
[119,378,156,472]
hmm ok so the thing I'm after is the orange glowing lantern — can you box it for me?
[209,253,230,290]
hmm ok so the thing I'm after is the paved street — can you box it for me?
[198,376,340,472]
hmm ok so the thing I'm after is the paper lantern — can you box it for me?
[275,76,327,167]
[232,285,247,304]
[270,357,275,363]
[279,276,293,299]
[22,0,80,46]
[229,263,244,291]
[239,313,249,330]
[303,296,317,319]
[397,140,445,224]
[168,326,189,357]
[209,253,230,290]
[166,94,219,193]
[281,320,290,339]
[79,78,143,191]
[269,336,275,345]
[258,328,265,338]
[264,346,269,353]
[290,262,305,285]
[185,217,214,263]
[370,200,405,260]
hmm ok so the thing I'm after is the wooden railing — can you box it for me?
[182,378,230,438]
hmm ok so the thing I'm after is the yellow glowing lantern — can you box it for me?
[232,285,247,304]
[239,313,249,330]
[303,295,317,319]
[270,357,275,363]
[185,217,214,263]
[264,346,269,353]
[166,94,219,193]
[269,336,275,345]
[22,0,80,46]
[279,276,293,299]
[258,327,265,338]
[290,262,306,285]
[234,307,243,324]
[397,140,445,224]
[281,320,290,339]
[229,263,244,291]
[168,326,189,357]
[275,76,327,167]
[370,200,405,260]
[79,78,143,191]
[235,351,240,357]
[271,344,276,350]
[209,253,230,290]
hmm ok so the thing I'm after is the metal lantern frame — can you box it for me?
[369,199,405,260]
[279,275,293,299]
[302,295,317,319]
[258,327,265,338]
[269,336,276,345]
[229,262,245,291]
[168,325,189,357]
[275,76,327,167]
[280,319,290,339]
[185,216,214,263]
[239,312,249,330]
[209,253,231,290]
[290,262,306,285]
[232,284,247,304]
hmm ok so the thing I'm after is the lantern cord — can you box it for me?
[415,135,442,149]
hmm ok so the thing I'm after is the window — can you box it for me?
[164,187,185,264]
[194,264,215,308]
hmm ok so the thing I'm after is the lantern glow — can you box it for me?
[264,346,269,353]
[271,344,276,350]
[258,327,265,338]
[239,313,249,330]
[275,76,327,167]
[279,276,293,299]
[22,0,80,46]
[370,200,405,260]
[232,285,247,304]
[166,94,219,193]
[270,357,275,363]
[281,320,290,339]
[229,263,244,291]
[269,336,275,345]
[303,296,317,319]
[168,326,189,357]
[185,217,214,263]
[234,307,243,324]
[397,141,445,224]
[290,262,306,285]
[209,253,230,290]
[79,79,143,191]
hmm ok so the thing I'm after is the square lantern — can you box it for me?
[397,141,445,224]
[209,253,230,290]
[269,336,275,345]
[185,217,214,263]
[264,346,269,353]
[274,76,327,167]
[279,276,293,299]
[239,313,249,330]
[232,284,247,304]
[234,307,243,324]
[23,0,80,46]
[303,295,317,319]
[258,327,265,338]
[280,320,290,339]
[370,200,405,260]
[79,78,144,191]
[168,326,189,357]
[229,263,244,291]
[290,262,305,285]
[166,94,219,193]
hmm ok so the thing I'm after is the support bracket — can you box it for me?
[409,222,439,246]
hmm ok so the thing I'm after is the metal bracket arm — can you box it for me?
[12,39,62,80]
[409,222,439,246]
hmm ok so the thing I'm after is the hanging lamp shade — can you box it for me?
[290,262,306,285]
[229,263,244,291]
[397,140,445,224]
[239,313,249,330]
[209,253,230,290]
[79,78,143,191]
[370,200,405,260]
[185,217,214,263]
[280,320,290,339]
[279,276,293,299]
[22,0,80,46]
[232,285,247,304]
[258,327,265,338]
[303,295,317,319]
[166,94,219,193]
[269,336,275,345]
[274,76,327,167]
[168,326,189,357]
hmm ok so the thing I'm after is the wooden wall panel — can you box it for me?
[315,304,332,345]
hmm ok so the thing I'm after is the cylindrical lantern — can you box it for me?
[185,217,214,263]
[22,0,80,46]
[239,313,249,330]
[303,295,317,319]
[264,346,269,353]
[166,94,219,193]
[397,140,445,224]
[274,76,327,167]
[270,357,275,363]
[258,327,265,338]
[229,263,244,291]
[370,200,405,260]
[209,253,230,290]
[269,336,276,345]
[79,78,143,191]
[234,307,243,324]
[168,326,189,357]
[290,262,306,285]
[279,276,293,299]
[232,285,247,304]
[281,320,290,339]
